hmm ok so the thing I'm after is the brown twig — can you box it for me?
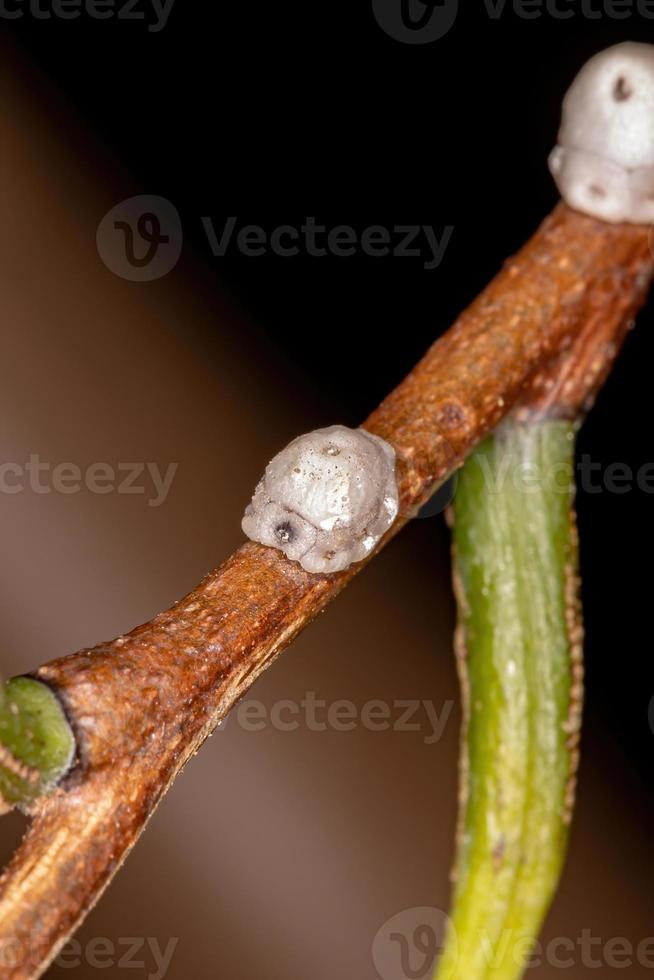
[0,203,651,979]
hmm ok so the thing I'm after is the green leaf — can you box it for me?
[435,420,583,980]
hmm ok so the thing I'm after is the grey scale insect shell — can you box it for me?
[549,42,654,224]
[242,425,399,573]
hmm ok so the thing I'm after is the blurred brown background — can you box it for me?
[2,33,654,980]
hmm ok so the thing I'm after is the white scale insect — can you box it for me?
[242,425,399,573]
[549,42,654,224]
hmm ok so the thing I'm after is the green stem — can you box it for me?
[435,420,583,980]
[0,677,75,812]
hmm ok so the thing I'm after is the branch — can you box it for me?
[0,204,650,978]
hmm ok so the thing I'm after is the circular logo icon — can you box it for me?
[415,473,458,519]
[96,195,182,282]
[372,906,456,980]
[372,0,459,44]
[402,422,460,520]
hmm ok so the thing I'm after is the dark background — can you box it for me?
[2,4,654,978]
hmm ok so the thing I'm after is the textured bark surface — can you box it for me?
[0,203,651,978]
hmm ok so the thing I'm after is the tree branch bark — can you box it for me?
[0,203,651,978]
